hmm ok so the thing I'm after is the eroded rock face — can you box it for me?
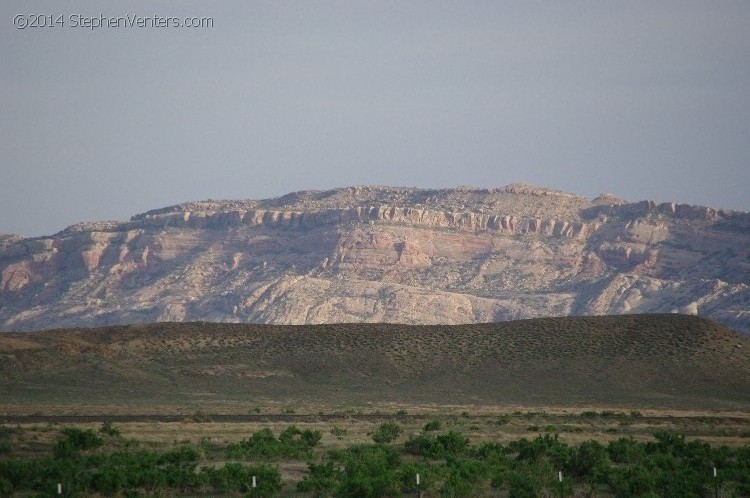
[1,185,749,333]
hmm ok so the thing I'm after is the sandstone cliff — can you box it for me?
[1,185,748,333]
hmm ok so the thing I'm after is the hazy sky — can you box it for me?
[2,1,749,237]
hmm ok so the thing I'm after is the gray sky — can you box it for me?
[2,1,749,237]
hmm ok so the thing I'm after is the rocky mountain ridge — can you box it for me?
[1,185,748,333]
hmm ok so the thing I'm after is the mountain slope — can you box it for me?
[1,185,749,332]
[1,315,749,409]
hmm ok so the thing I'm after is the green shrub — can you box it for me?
[0,476,12,496]
[337,445,401,498]
[99,421,120,437]
[471,441,509,465]
[53,427,104,458]
[296,461,340,496]
[2,425,749,498]
[227,426,319,460]
[397,461,436,495]
[608,437,644,464]
[424,419,442,431]
[60,427,103,450]
[567,440,608,479]
[439,432,470,456]
[441,458,491,497]
[510,434,567,465]
[371,422,403,444]
[301,429,323,447]
[405,434,436,457]
[405,431,469,459]
[330,425,347,440]
[207,462,281,497]
[505,470,540,498]
[609,465,657,497]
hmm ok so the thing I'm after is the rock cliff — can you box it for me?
[1,185,748,333]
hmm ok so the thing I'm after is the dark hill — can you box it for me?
[1,314,748,410]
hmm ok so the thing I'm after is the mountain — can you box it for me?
[1,184,749,333]
[1,315,748,409]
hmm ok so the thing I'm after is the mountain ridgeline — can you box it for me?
[0,185,748,333]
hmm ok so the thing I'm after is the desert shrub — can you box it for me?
[60,427,104,450]
[496,414,511,425]
[405,431,469,459]
[3,425,750,498]
[296,461,340,496]
[158,445,201,465]
[300,444,426,498]
[0,476,12,495]
[90,464,128,494]
[0,443,286,497]
[438,432,470,456]
[370,422,403,444]
[471,441,510,466]
[336,445,401,498]
[441,457,491,497]
[397,460,436,495]
[405,434,436,457]
[330,425,347,440]
[206,462,281,497]
[424,419,442,431]
[99,421,120,437]
[301,429,323,447]
[608,437,645,464]
[510,434,566,464]
[227,426,319,460]
[279,425,322,447]
[608,464,657,497]
[567,440,608,479]
[53,427,104,459]
[501,469,541,498]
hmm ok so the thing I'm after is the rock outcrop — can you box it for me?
[1,185,748,334]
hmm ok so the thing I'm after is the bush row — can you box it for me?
[2,426,749,497]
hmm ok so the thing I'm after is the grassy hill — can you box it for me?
[1,314,749,411]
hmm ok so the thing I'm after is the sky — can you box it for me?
[2,1,749,237]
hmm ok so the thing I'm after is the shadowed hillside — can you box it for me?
[1,314,749,410]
